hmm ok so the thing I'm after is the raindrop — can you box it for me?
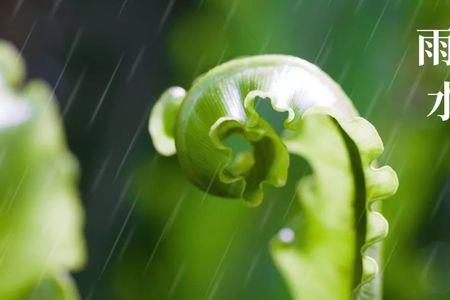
[279,228,295,243]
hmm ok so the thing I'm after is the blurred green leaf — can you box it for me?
[0,41,85,300]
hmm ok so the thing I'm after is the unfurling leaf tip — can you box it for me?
[149,86,186,156]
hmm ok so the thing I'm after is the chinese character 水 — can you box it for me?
[428,81,449,121]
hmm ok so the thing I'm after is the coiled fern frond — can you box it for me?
[149,55,398,300]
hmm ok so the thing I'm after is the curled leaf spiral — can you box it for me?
[149,55,398,300]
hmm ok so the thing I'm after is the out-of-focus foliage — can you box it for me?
[115,155,301,300]
[0,41,85,300]
[148,55,398,299]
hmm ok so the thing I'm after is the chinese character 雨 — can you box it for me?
[418,29,450,66]
[428,81,449,121]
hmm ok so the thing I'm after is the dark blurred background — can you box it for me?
[1,0,449,299]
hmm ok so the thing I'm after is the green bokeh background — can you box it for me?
[1,0,449,299]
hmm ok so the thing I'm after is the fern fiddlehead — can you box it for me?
[149,55,398,300]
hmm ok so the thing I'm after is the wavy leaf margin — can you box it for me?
[148,54,398,299]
